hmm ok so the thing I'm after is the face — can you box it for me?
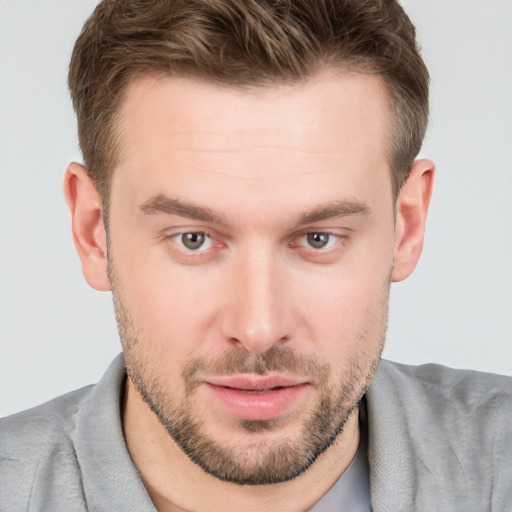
[107,71,396,484]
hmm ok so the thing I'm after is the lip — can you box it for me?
[204,375,310,421]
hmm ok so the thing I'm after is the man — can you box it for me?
[1,0,510,510]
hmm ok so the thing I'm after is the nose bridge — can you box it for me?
[222,244,291,353]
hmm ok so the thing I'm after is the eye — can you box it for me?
[174,232,213,251]
[300,232,338,250]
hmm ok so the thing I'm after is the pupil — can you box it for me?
[182,232,205,250]
[308,232,329,249]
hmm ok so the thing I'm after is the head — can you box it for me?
[65,0,434,487]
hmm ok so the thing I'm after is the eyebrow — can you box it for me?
[140,194,227,225]
[139,195,370,227]
[298,201,370,225]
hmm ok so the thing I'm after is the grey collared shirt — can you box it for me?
[2,355,511,510]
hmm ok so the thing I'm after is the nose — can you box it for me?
[220,246,294,354]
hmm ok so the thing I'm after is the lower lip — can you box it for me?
[205,383,309,421]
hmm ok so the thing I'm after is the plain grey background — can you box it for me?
[1,0,511,417]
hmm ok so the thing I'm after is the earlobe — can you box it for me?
[392,159,435,282]
[63,163,111,291]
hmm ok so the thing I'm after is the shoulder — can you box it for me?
[0,385,94,461]
[375,359,512,416]
[368,360,512,507]
[0,386,94,511]
[377,358,511,398]
[0,355,127,511]
[372,359,512,439]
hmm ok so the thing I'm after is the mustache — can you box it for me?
[182,346,330,391]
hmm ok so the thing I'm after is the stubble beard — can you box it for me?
[110,265,387,486]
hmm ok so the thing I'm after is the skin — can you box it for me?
[64,70,434,511]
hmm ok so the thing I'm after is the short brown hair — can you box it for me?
[69,0,429,203]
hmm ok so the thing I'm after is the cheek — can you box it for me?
[302,275,388,332]
[111,240,222,362]
[293,249,392,355]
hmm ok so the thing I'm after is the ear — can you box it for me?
[392,159,435,282]
[63,163,111,291]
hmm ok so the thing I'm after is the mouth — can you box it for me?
[203,375,310,421]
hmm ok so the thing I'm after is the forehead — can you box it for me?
[111,71,393,214]
[119,71,390,148]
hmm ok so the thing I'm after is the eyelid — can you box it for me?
[160,223,226,238]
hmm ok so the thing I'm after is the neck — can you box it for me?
[123,377,360,512]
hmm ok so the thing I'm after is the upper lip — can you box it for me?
[204,375,308,391]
